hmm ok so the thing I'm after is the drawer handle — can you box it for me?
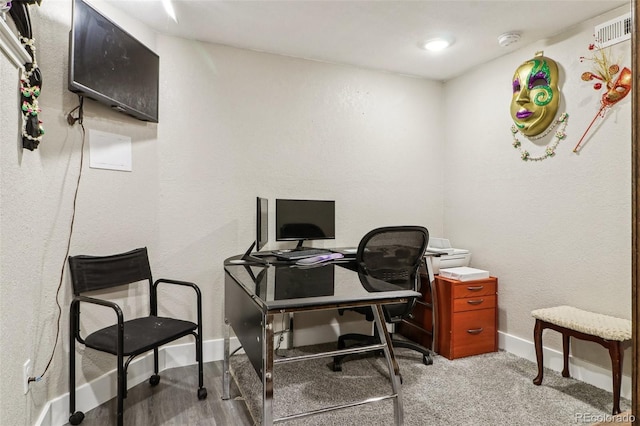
[467,285,484,291]
[467,328,484,335]
[467,299,484,305]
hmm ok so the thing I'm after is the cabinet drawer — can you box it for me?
[452,280,496,299]
[451,309,496,358]
[453,295,496,313]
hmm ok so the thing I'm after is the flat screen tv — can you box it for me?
[68,0,159,122]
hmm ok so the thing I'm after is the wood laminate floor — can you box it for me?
[68,361,254,425]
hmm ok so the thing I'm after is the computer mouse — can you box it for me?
[295,252,344,265]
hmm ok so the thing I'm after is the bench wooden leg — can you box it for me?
[561,333,570,378]
[533,319,544,385]
[532,316,626,415]
[608,341,623,415]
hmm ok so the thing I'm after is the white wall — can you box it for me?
[1,2,632,424]
[0,1,444,424]
[443,5,632,371]
[155,33,445,333]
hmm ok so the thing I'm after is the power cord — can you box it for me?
[66,95,84,126]
[28,95,85,385]
[274,312,290,356]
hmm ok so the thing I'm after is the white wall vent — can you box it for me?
[595,13,632,47]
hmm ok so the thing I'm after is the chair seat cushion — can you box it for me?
[531,306,631,341]
[84,315,197,356]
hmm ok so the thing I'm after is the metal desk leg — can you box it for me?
[286,312,294,349]
[262,313,275,425]
[222,319,231,400]
[371,304,404,425]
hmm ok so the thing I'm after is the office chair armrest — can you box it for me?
[70,295,125,344]
[152,279,202,326]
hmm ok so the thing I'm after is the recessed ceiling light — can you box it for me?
[161,0,178,22]
[419,37,454,52]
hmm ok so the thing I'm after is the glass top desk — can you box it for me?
[222,254,420,425]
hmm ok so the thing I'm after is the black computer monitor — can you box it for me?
[275,199,335,248]
[243,197,269,263]
[256,197,268,251]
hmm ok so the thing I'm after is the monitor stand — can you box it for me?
[288,240,329,252]
[242,241,269,265]
[293,240,312,250]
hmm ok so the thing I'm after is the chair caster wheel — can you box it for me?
[149,374,160,386]
[332,361,342,372]
[69,411,85,425]
[423,354,433,366]
[198,387,208,400]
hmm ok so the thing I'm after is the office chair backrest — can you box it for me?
[68,247,153,296]
[357,226,429,322]
[357,226,429,284]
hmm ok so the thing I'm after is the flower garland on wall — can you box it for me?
[8,0,44,151]
[511,112,569,161]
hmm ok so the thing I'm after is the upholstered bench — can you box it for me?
[531,306,632,415]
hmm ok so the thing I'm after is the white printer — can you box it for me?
[425,237,471,274]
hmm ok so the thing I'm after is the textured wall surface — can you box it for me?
[443,6,632,371]
[0,1,444,424]
[0,1,633,425]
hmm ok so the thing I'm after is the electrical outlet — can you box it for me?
[23,359,31,395]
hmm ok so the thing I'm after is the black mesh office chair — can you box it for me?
[332,226,433,371]
[67,248,207,426]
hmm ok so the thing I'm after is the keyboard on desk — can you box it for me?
[274,249,330,260]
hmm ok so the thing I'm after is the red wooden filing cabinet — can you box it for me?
[434,275,498,359]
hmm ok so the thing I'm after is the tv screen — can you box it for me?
[275,199,335,242]
[68,0,159,122]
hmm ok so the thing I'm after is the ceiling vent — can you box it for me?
[594,13,631,47]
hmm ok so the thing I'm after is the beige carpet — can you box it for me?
[230,344,630,425]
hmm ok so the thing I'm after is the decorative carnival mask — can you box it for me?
[573,41,632,152]
[510,52,560,137]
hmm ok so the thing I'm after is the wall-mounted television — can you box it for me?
[68,0,159,122]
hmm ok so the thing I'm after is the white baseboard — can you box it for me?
[36,330,632,425]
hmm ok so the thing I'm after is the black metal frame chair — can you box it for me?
[67,247,207,425]
[332,226,433,372]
